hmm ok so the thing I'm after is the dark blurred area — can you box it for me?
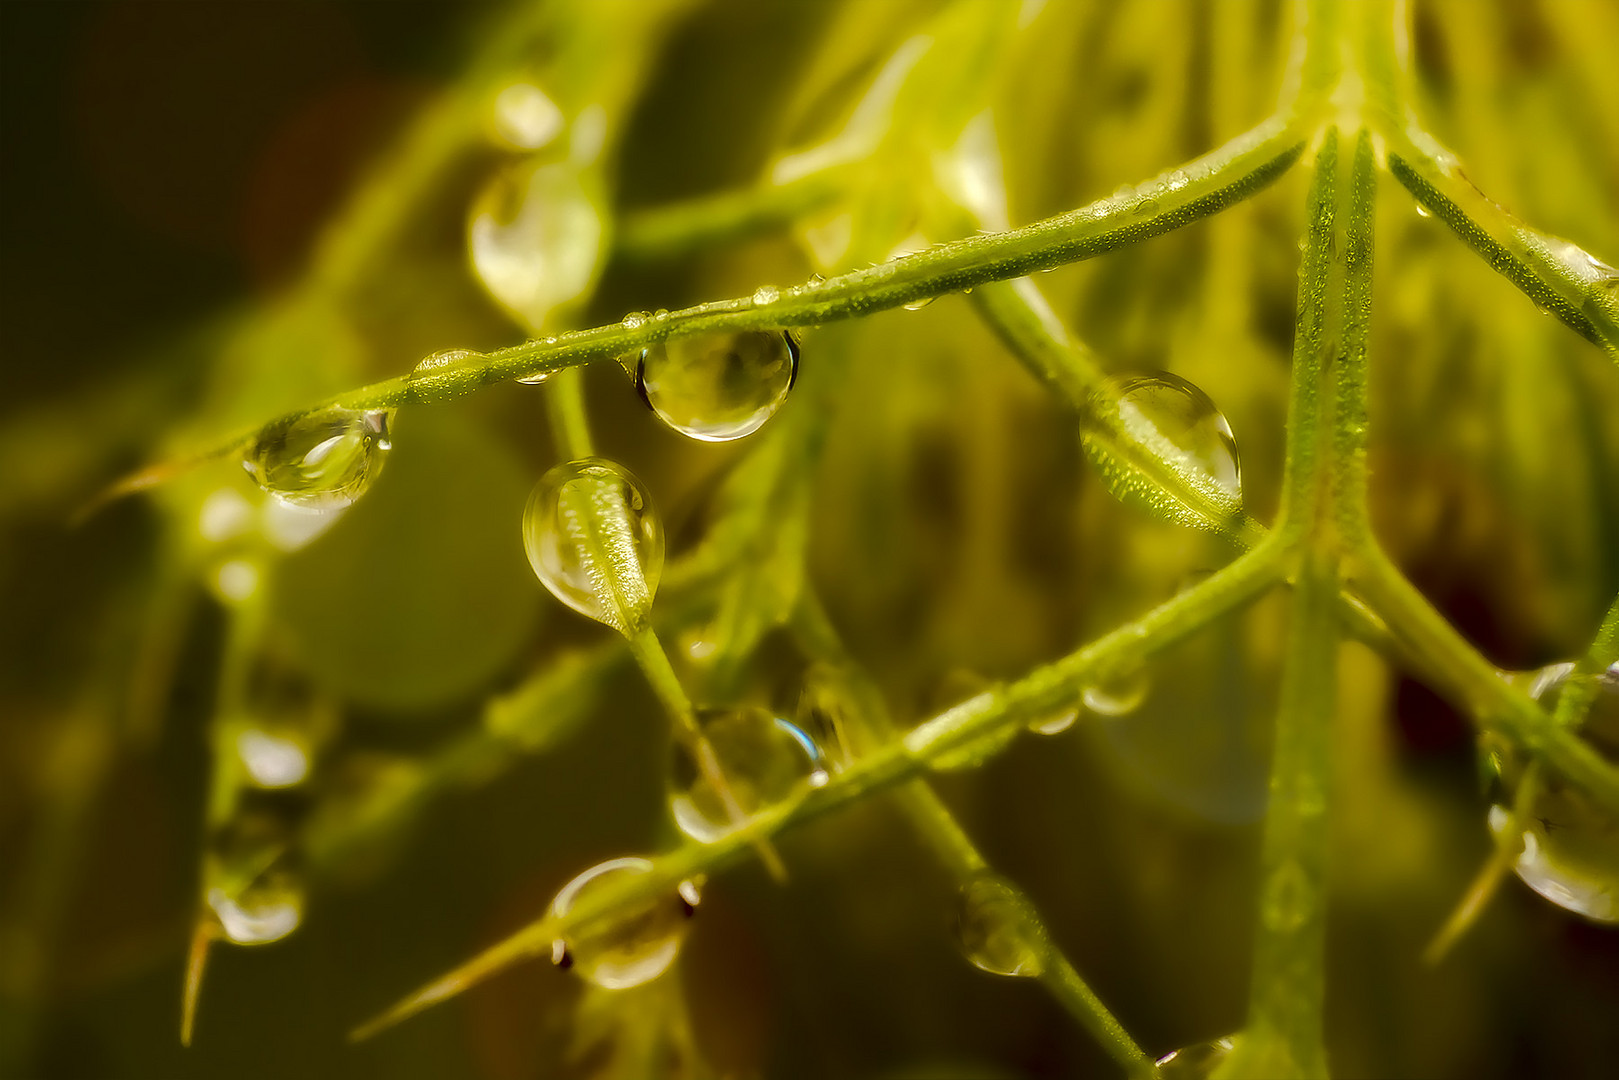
[3,2,1618,1078]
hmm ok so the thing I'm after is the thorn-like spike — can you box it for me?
[180,919,215,1047]
[1423,849,1512,966]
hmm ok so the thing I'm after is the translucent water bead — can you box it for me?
[469,160,602,328]
[242,407,394,511]
[1081,372,1242,522]
[954,873,1046,978]
[522,459,664,634]
[1155,1036,1237,1078]
[669,706,829,842]
[206,872,304,946]
[1485,661,1619,922]
[207,812,304,945]
[1082,661,1150,718]
[549,857,699,989]
[636,330,799,442]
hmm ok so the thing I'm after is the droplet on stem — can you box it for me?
[522,458,664,634]
[954,873,1045,978]
[242,407,394,511]
[548,857,697,989]
[1155,1035,1238,1078]
[669,706,828,842]
[636,331,798,442]
[1082,660,1150,717]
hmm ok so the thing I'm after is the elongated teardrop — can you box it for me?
[548,857,698,989]
[522,459,664,634]
[1485,661,1619,922]
[669,706,828,842]
[955,873,1045,977]
[243,408,393,511]
[1156,1036,1238,1078]
[636,331,798,442]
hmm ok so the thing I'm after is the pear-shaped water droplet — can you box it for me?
[669,706,828,842]
[955,873,1046,977]
[207,873,304,945]
[1156,1035,1238,1078]
[903,295,937,311]
[548,857,697,989]
[1485,661,1619,922]
[470,160,602,327]
[1414,202,1432,218]
[491,82,564,151]
[636,330,798,442]
[243,407,393,511]
[522,458,664,634]
[1081,372,1243,525]
[1027,706,1078,737]
[1082,661,1150,717]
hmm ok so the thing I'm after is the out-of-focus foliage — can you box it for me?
[1,1,1616,1078]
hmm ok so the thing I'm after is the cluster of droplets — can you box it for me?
[1483,660,1619,923]
[1080,371,1243,528]
[667,706,829,843]
[547,857,701,989]
[522,459,664,635]
[636,329,800,443]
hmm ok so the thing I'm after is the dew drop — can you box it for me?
[522,458,664,634]
[207,877,304,945]
[622,310,650,330]
[547,857,697,989]
[491,82,564,151]
[1082,661,1150,717]
[1165,169,1190,192]
[1485,660,1619,923]
[1156,1035,1238,1078]
[903,295,937,311]
[1081,372,1243,524]
[955,873,1046,978]
[1027,706,1078,737]
[470,160,602,327]
[236,727,310,789]
[636,330,798,442]
[1414,202,1432,218]
[751,284,780,306]
[669,706,828,842]
[243,408,394,511]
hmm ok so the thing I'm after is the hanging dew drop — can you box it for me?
[207,876,304,946]
[636,330,798,442]
[954,873,1046,978]
[522,458,664,634]
[1027,706,1078,737]
[1156,1035,1238,1078]
[1484,661,1619,923]
[491,82,564,151]
[516,342,556,385]
[235,727,310,789]
[547,857,697,989]
[668,706,828,843]
[903,295,937,311]
[243,408,394,511]
[1082,661,1150,717]
[1414,202,1433,218]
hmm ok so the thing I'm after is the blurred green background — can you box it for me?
[2,1,1617,1077]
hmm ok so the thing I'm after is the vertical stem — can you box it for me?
[544,367,596,461]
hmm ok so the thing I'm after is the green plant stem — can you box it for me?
[544,368,596,460]
[790,595,1155,1077]
[1550,590,1619,732]
[615,170,847,262]
[351,540,1284,1040]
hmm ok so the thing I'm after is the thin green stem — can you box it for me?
[1333,131,1377,547]
[544,368,596,461]
[615,171,847,262]
[1550,590,1619,732]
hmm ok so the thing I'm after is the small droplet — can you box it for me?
[236,728,310,789]
[1082,661,1150,717]
[669,706,828,842]
[516,342,556,385]
[622,311,650,330]
[522,458,664,634]
[548,857,697,989]
[1165,169,1190,192]
[751,284,780,306]
[1027,706,1078,737]
[413,348,475,379]
[1485,661,1619,923]
[492,82,564,151]
[1156,1036,1238,1078]
[1081,372,1243,525]
[903,295,936,311]
[470,161,602,327]
[955,873,1046,978]
[207,875,303,946]
[1414,202,1433,218]
[243,408,394,511]
[636,331,798,442]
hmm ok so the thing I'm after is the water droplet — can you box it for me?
[903,295,936,312]
[1081,372,1243,523]
[207,878,303,945]
[522,458,664,634]
[669,706,828,842]
[955,873,1045,977]
[492,82,564,151]
[244,408,393,511]
[211,559,261,605]
[412,348,475,385]
[622,311,650,330]
[1165,169,1190,192]
[470,161,602,327]
[1082,661,1150,717]
[1027,706,1078,737]
[1156,1035,1238,1078]
[515,341,556,386]
[1485,661,1619,922]
[548,857,696,989]
[236,728,310,789]
[636,331,798,442]
[1414,202,1432,218]
[751,284,780,306]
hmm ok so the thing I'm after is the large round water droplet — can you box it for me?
[1156,1035,1237,1078]
[1081,372,1243,524]
[522,458,664,634]
[955,873,1045,977]
[1082,661,1150,717]
[469,160,602,327]
[636,331,798,442]
[1485,661,1619,922]
[669,706,828,842]
[548,857,697,989]
[243,408,393,511]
